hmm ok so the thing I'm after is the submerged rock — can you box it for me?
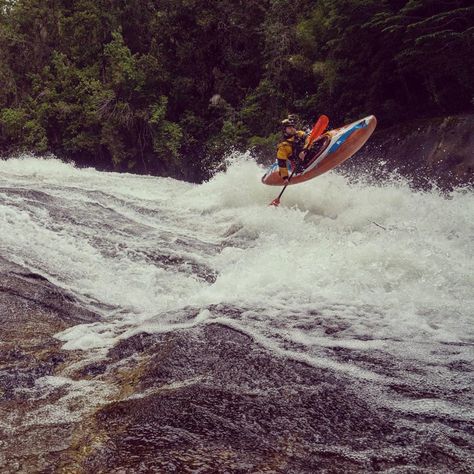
[1,258,473,472]
[69,325,474,473]
[0,257,99,472]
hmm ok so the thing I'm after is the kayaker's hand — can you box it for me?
[282,176,289,183]
[299,150,307,160]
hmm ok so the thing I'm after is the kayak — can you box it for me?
[261,115,377,186]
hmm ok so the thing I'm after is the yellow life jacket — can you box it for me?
[276,131,306,177]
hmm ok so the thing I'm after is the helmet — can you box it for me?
[281,114,300,129]
[281,117,296,129]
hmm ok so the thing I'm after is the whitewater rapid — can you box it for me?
[1,155,473,420]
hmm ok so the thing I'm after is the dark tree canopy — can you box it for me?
[0,0,472,180]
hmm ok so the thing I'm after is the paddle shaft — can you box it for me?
[274,167,296,203]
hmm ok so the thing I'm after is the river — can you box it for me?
[1,155,473,472]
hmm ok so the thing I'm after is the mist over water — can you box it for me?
[1,155,473,422]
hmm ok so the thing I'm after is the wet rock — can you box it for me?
[1,259,473,472]
[143,250,217,283]
[0,257,99,472]
[345,113,474,190]
[68,325,472,473]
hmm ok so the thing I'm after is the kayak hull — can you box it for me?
[261,115,377,186]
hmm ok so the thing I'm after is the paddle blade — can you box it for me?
[269,198,280,207]
[307,114,329,148]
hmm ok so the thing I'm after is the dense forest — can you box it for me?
[0,0,473,180]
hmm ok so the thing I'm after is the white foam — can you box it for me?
[1,155,473,393]
[26,376,116,425]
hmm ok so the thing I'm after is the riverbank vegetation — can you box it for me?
[0,0,472,180]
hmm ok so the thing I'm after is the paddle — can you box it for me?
[269,167,297,207]
[306,114,329,148]
[269,114,329,207]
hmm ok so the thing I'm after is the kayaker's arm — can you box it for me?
[299,132,310,160]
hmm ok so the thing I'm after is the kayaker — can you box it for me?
[276,116,308,181]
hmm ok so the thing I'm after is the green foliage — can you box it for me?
[0,0,472,180]
[0,108,47,152]
[214,119,249,153]
[148,97,183,162]
[0,108,26,140]
[24,119,48,152]
[305,0,474,123]
[104,31,144,93]
[248,133,280,160]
